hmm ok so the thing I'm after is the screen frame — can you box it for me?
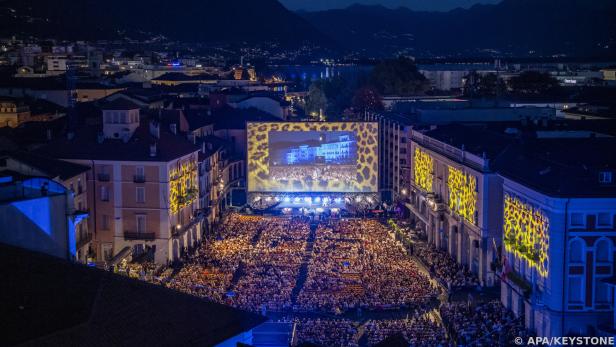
[246,121,380,194]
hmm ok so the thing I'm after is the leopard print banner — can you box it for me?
[247,122,379,193]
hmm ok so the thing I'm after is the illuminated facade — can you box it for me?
[413,148,434,192]
[407,128,503,287]
[447,166,478,225]
[500,179,615,338]
[169,159,198,213]
[503,193,549,277]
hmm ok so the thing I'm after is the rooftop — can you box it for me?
[1,151,90,180]
[37,122,199,162]
[422,123,514,159]
[0,243,266,346]
[493,138,616,198]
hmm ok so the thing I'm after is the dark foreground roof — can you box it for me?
[2,151,90,180]
[0,243,266,347]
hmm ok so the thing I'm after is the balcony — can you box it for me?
[124,232,155,241]
[97,173,110,182]
[133,175,146,183]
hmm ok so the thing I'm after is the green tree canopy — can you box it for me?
[370,57,429,96]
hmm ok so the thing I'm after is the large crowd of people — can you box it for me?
[364,315,449,347]
[291,317,359,347]
[440,300,528,346]
[161,213,527,346]
[297,220,439,313]
[414,240,480,289]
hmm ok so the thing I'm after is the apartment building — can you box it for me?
[495,139,616,337]
[40,101,201,265]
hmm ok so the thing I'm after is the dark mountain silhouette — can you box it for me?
[0,0,328,45]
[300,0,616,56]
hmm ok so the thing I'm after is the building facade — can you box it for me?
[407,128,504,287]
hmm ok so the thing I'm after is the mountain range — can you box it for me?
[300,0,616,56]
[281,0,500,12]
[1,0,615,57]
[0,0,326,45]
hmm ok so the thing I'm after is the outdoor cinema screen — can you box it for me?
[247,122,379,193]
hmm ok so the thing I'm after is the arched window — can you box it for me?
[569,239,584,263]
[596,239,611,263]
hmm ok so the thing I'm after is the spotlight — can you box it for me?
[253,196,261,202]
[265,196,272,202]
[275,196,280,202]
[334,197,342,204]
[355,196,362,203]
[294,197,301,203]
[315,207,324,213]
[315,197,321,203]
[304,197,312,203]
[284,197,291,203]
[366,197,373,203]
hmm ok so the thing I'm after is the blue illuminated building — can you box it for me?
[284,135,356,165]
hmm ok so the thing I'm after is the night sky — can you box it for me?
[280,0,501,11]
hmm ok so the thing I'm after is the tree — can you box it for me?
[305,82,328,119]
[370,57,429,96]
[464,72,506,97]
[352,86,384,115]
[508,71,560,95]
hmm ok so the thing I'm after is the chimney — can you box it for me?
[149,120,160,139]
[149,142,157,157]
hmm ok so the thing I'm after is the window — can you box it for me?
[596,239,611,263]
[570,213,584,227]
[100,186,109,201]
[595,280,611,305]
[569,239,584,263]
[568,277,583,304]
[102,215,110,230]
[599,171,613,184]
[136,187,145,203]
[598,213,612,228]
[136,215,146,233]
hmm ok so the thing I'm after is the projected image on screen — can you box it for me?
[268,131,358,190]
[247,122,379,193]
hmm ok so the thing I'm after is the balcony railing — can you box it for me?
[133,175,146,183]
[124,232,155,241]
[97,173,110,182]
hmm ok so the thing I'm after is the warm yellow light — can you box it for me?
[503,193,549,277]
[169,159,198,213]
[447,166,477,225]
[413,148,433,192]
